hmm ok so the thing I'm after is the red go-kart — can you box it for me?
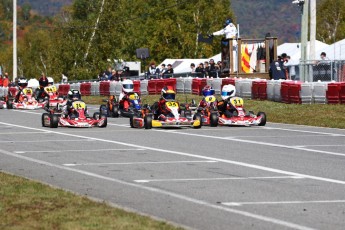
[7,88,46,110]
[42,100,107,128]
[215,97,266,127]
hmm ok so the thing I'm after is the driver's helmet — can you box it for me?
[221,84,236,100]
[47,77,54,85]
[202,85,215,97]
[161,86,176,101]
[18,78,28,88]
[67,89,81,101]
[224,18,233,27]
[122,79,134,93]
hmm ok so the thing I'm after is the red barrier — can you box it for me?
[280,81,291,103]
[80,82,91,96]
[326,82,341,104]
[289,82,301,104]
[133,80,141,94]
[99,81,110,96]
[221,78,235,89]
[147,80,157,95]
[252,80,267,100]
[252,81,260,99]
[156,79,165,94]
[339,83,345,104]
[58,84,70,96]
[192,78,207,95]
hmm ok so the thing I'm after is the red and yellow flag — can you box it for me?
[241,44,251,73]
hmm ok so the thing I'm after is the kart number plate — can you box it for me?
[166,102,178,108]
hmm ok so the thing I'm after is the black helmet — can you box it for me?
[18,78,28,88]
[67,89,81,101]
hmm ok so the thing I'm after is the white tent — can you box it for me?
[277,40,329,63]
[316,38,345,60]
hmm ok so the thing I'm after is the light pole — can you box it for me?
[13,0,17,82]
[293,0,308,82]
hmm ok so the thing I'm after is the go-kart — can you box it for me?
[194,95,220,127]
[7,88,46,110]
[215,97,266,126]
[130,101,202,129]
[40,85,67,113]
[42,100,107,128]
[100,92,147,118]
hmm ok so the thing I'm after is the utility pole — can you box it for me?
[13,0,17,82]
[300,0,309,82]
[309,0,316,82]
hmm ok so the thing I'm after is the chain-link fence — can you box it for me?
[289,60,345,82]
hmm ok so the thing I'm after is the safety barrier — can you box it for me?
[99,81,110,96]
[58,84,70,96]
[80,82,92,96]
[326,82,341,104]
[192,78,207,95]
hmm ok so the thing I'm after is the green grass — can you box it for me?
[0,172,183,230]
[83,95,345,129]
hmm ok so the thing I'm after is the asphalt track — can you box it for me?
[1,106,345,230]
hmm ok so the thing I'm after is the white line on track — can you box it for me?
[63,160,217,167]
[14,148,145,154]
[0,147,315,230]
[263,126,345,137]
[0,139,95,143]
[0,131,48,135]
[1,121,345,186]
[134,175,303,183]
[150,128,345,157]
[222,200,345,206]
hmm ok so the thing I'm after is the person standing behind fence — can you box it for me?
[195,63,206,78]
[284,56,296,80]
[269,57,286,80]
[209,59,217,78]
[159,64,167,78]
[163,64,173,78]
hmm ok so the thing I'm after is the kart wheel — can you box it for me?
[49,114,59,128]
[41,113,50,127]
[6,100,13,109]
[193,113,202,129]
[210,113,219,127]
[144,115,152,129]
[257,112,267,126]
[100,104,108,116]
[99,114,107,128]
[111,104,119,118]
[130,115,137,128]
[93,112,100,120]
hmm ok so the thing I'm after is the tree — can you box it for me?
[317,0,345,44]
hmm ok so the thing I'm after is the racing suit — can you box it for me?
[14,87,25,103]
[153,98,180,120]
[217,99,236,118]
[37,76,49,99]
[63,100,89,118]
[118,92,130,111]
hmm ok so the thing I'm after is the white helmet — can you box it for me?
[221,84,236,100]
[122,79,134,93]
[47,77,54,85]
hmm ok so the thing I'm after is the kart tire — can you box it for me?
[41,113,50,127]
[49,114,59,128]
[93,112,100,120]
[210,113,219,127]
[100,104,108,116]
[144,115,152,129]
[257,112,267,126]
[193,113,202,129]
[130,115,137,128]
[99,114,107,128]
[6,100,13,109]
[112,104,119,118]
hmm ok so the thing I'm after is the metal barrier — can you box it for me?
[291,60,345,82]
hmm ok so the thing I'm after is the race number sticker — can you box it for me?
[23,88,33,95]
[230,97,244,107]
[45,86,57,93]
[166,102,178,108]
[129,93,139,100]
[205,95,216,102]
[72,101,86,109]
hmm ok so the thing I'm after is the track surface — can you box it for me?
[1,107,345,230]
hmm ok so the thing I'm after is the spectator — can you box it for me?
[4,73,11,87]
[62,74,68,83]
[0,74,3,87]
[320,52,330,61]
[283,56,296,80]
[148,62,160,79]
[195,63,206,78]
[159,64,167,77]
[204,61,210,77]
[269,57,286,80]
[208,59,217,78]
[163,64,174,78]
[211,18,237,40]
[116,70,124,81]
[110,69,118,81]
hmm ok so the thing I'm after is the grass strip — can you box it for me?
[0,172,183,230]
